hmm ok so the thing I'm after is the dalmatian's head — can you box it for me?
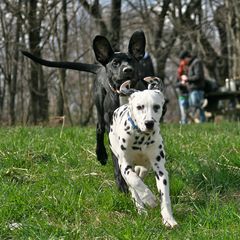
[129,90,165,133]
[120,77,165,133]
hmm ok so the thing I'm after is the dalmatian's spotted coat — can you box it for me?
[109,86,177,228]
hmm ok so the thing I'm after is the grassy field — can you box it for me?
[0,123,240,239]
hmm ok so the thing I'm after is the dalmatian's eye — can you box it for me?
[153,104,160,112]
[112,59,120,67]
[136,105,144,110]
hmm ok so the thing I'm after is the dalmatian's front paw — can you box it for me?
[162,216,178,228]
[141,190,158,208]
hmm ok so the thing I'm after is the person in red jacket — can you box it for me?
[176,51,190,124]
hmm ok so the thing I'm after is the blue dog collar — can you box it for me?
[128,115,138,130]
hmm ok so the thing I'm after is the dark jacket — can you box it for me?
[188,57,205,91]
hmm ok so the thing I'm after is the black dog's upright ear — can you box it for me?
[128,31,146,61]
[93,36,114,65]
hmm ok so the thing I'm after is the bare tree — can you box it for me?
[27,0,49,124]
[0,70,5,119]
[224,0,240,83]
[79,0,122,51]
[213,4,229,84]
[0,0,22,125]
[110,0,122,50]
[54,0,73,125]
[11,0,22,125]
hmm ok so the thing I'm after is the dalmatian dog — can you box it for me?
[109,77,178,228]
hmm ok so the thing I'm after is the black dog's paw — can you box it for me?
[96,147,108,165]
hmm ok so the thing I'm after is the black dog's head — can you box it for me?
[93,31,146,91]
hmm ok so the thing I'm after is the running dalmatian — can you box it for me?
[109,77,178,228]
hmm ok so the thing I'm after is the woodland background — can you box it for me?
[0,0,240,125]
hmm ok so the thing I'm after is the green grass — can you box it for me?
[0,123,240,239]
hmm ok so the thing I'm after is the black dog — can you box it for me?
[22,31,146,193]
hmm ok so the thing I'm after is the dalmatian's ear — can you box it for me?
[118,80,138,96]
[143,76,165,92]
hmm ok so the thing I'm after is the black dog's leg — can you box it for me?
[111,151,129,193]
[104,94,128,192]
[96,122,108,165]
[95,86,108,165]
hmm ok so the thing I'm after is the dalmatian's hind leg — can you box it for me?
[134,165,148,179]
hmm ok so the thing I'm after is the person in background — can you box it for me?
[176,50,190,124]
[181,51,206,123]
[138,51,155,80]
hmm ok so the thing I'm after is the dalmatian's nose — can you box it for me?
[144,120,154,130]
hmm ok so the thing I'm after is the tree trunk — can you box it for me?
[9,0,22,125]
[0,73,5,120]
[56,0,73,125]
[57,0,68,116]
[38,66,49,122]
[214,5,229,84]
[153,0,171,80]
[225,0,234,80]
[110,0,122,51]
[232,0,240,81]
[28,0,48,124]
[28,0,40,124]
